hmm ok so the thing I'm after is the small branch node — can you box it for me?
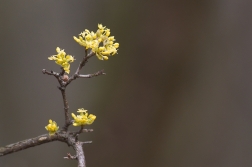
[61,74,69,82]
[64,153,77,160]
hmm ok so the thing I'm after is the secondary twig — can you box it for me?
[65,51,95,86]
[42,69,59,77]
[42,69,63,87]
[64,153,77,160]
[78,70,106,78]
[61,89,71,131]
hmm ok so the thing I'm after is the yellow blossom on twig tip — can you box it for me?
[48,47,75,74]
[73,24,120,60]
[45,119,59,136]
[71,108,96,126]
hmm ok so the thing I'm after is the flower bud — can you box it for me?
[62,74,69,82]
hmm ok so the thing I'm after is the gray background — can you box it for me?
[1,1,252,167]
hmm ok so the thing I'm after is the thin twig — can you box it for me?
[42,69,59,76]
[71,129,93,135]
[81,141,92,145]
[81,129,93,133]
[74,125,84,141]
[42,69,63,87]
[61,89,71,131]
[78,70,106,78]
[65,51,95,87]
[64,153,77,160]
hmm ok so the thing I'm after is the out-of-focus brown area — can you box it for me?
[1,1,252,167]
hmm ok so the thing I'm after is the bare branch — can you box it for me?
[73,125,84,141]
[61,89,71,131]
[0,131,92,159]
[42,69,64,87]
[81,141,92,145]
[42,69,60,77]
[65,51,95,86]
[76,50,93,74]
[71,129,93,135]
[0,133,67,156]
[73,142,86,167]
[78,70,106,78]
[81,129,93,133]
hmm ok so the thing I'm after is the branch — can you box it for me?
[61,89,71,131]
[78,70,106,78]
[71,129,93,137]
[64,153,77,160]
[73,141,86,167]
[0,133,66,156]
[42,69,64,87]
[65,51,95,86]
[76,49,93,74]
[42,69,59,77]
[80,129,93,133]
[0,131,92,157]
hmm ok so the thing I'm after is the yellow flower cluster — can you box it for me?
[45,119,59,136]
[48,47,75,74]
[73,24,119,60]
[71,108,96,126]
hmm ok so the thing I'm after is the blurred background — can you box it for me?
[1,0,252,167]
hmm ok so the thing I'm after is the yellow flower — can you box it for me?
[48,47,75,74]
[73,24,119,60]
[98,24,105,30]
[45,119,59,136]
[71,108,96,126]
